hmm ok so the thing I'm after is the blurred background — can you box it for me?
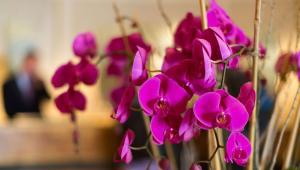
[0,0,299,169]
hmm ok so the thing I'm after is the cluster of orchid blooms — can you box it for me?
[51,0,266,169]
[275,51,300,81]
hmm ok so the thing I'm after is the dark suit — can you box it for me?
[3,74,49,119]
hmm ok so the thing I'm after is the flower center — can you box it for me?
[215,112,231,128]
[154,98,170,116]
[232,147,247,160]
[185,81,192,88]
[164,128,180,143]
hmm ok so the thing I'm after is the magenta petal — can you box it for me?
[200,27,232,61]
[192,38,213,81]
[73,32,97,58]
[159,158,171,170]
[55,92,72,113]
[238,82,256,116]
[117,129,135,164]
[113,84,135,123]
[54,89,86,113]
[160,75,191,114]
[226,132,251,166]
[132,46,148,85]
[193,92,221,128]
[52,64,67,88]
[138,76,161,115]
[190,164,202,170]
[150,115,169,145]
[179,109,193,136]
[217,90,248,132]
[107,60,128,76]
[179,109,199,141]
[110,86,127,108]
[224,97,248,132]
[222,97,248,131]
[174,12,202,53]
[78,60,99,85]
[161,48,189,72]
[51,62,77,88]
[69,90,86,111]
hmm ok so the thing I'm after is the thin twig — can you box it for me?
[219,62,227,89]
[96,50,128,65]
[270,85,300,170]
[264,0,276,59]
[156,0,173,33]
[119,15,146,37]
[112,1,133,58]
[195,129,224,170]
[260,81,288,169]
[210,46,246,64]
[131,146,148,150]
[283,96,300,168]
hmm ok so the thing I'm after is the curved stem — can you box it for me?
[72,115,80,154]
[96,51,128,65]
[270,85,300,170]
[210,46,246,64]
[112,1,133,58]
[195,129,224,169]
[219,62,227,89]
[156,0,173,33]
[131,146,148,150]
[130,107,143,112]
[119,15,146,37]
[147,69,162,73]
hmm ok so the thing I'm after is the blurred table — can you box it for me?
[0,114,118,168]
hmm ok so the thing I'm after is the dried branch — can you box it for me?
[270,86,300,169]
[247,0,262,169]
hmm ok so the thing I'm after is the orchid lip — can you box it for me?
[185,81,192,88]
[154,97,170,116]
[233,147,247,160]
[164,128,180,143]
[215,111,231,128]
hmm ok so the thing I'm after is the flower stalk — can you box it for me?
[165,142,178,170]
[198,0,207,29]
[247,0,262,169]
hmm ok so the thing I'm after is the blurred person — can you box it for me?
[3,50,49,119]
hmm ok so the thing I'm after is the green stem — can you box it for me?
[220,62,227,89]
[96,50,128,65]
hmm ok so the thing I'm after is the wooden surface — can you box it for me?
[0,116,118,167]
